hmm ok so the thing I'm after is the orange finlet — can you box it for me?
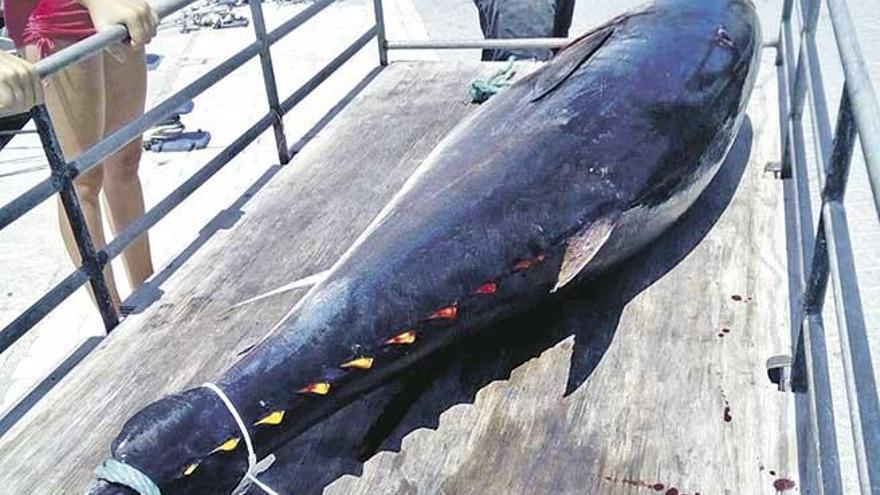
[475,282,498,294]
[341,357,374,370]
[427,304,457,320]
[513,254,547,272]
[385,330,416,345]
[298,382,331,395]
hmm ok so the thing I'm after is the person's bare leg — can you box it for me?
[25,44,122,307]
[101,46,153,290]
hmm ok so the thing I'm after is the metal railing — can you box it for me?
[774,0,880,493]
[4,1,877,491]
[0,0,580,373]
[0,0,387,429]
[0,0,583,437]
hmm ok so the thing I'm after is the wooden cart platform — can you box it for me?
[0,53,799,494]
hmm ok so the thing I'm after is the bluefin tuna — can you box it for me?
[89,0,762,493]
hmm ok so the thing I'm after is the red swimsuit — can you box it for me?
[4,0,96,56]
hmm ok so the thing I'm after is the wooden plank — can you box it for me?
[0,49,798,495]
[244,52,799,494]
[0,61,536,493]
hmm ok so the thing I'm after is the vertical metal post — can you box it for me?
[249,0,290,165]
[31,106,119,331]
[776,3,843,493]
[822,89,880,495]
[372,0,388,66]
[826,0,880,221]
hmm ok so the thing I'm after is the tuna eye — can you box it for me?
[715,26,735,48]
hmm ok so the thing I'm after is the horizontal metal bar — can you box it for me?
[69,40,263,178]
[103,112,276,261]
[803,13,833,179]
[287,65,384,156]
[787,0,821,122]
[776,23,792,178]
[34,0,196,79]
[778,10,799,151]
[0,269,88,354]
[0,129,37,136]
[265,0,336,45]
[387,38,570,50]
[0,177,58,230]
[826,0,880,220]
[280,26,377,114]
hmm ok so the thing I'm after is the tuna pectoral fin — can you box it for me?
[552,215,618,292]
[530,25,614,102]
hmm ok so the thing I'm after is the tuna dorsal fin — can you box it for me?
[530,26,615,102]
[552,214,618,292]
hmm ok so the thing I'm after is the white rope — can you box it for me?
[203,382,282,495]
[223,269,331,314]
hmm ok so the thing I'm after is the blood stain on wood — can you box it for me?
[773,478,796,491]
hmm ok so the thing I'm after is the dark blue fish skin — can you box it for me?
[93,1,761,493]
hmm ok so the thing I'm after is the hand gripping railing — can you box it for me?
[0,0,387,428]
[774,0,880,493]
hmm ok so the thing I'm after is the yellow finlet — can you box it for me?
[254,410,285,426]
[183,463,199,476]
[385,330,416,345]
[340,357,374,370]
[211,437,240,453]
[299,382,331,395]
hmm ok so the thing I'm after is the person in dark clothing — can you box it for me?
[473,0,576,61]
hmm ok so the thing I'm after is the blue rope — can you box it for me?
[94,458,161,495]
[468,56,517,103]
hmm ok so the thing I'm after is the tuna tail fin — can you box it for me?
[552,213,619,292]
[530,25,615,102]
